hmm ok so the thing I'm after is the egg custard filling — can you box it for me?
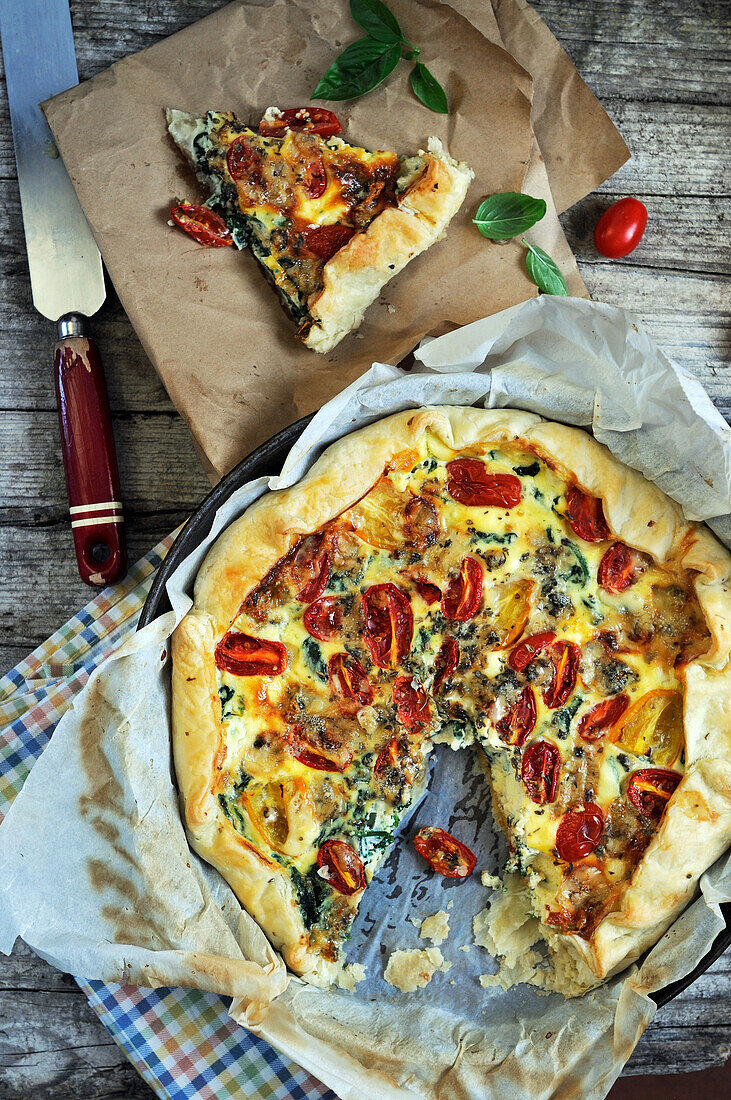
[206,435,707,976]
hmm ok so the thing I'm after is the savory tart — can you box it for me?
[166,106,472,352]
[171,407,731,992]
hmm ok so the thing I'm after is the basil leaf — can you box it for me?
[409,62,448,114]
[312,36,401,101]
[350,0,403,43]
[524,240,569,296]
[473,192,547,239]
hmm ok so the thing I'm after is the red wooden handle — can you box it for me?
[54,334,127,587]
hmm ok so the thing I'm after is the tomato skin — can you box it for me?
[627,768,681,822]
[317,840,365,895]
[215,632,287,676]
[226,134,265,185]
[521,739,561,804]
[362,583,413,668]
[403,496,440,549]
[414,579,442,605]
[433,636,460,693]
[328,652,374,706]
[446,459,522,508]
[413,826,476,879]
[393,675,431,734]
[293,538,330,602]
[594,197,648,259]
[598,542,645,593]
[508,631,556,673]
[286,728,352,772]
[565,486,610,542]
[258,107,342,138]
[577,693,629,741]
[170,203,233,247]
[303,596,342,640]
[441,556,483,621]
[555,804,605,861]
[496,686,537,746]
[542,640,581,709]
[303,223,354,260]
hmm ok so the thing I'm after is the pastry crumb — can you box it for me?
[419,909,450,946]
[337,963,367,992]
[459,944,471,953]
[387,304,396,314]
[480,871,502,889]
[384,947,450,992]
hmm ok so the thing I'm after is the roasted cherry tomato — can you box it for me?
[303,595,342,640]
[542,640,581,709]
[565,486,610,542]
[508,631,556,673]
[226,134,266,191]
[258,107,342,138]
[496,686,536,747]
[598,542,646,593]
[446,459,522,508]
[442,556,483,621]
[303,223,355,260]
[433,636,460,693]
[292,536,330,602]
[374,737,406,778]
[413,826,476,879]
[521,739,561,804]
[170,203,233,247]
[488,577,535,649]
[594,197,648,259]
[393,675,431,734]
[577,693,629,741]
[414,579,442,605]
[243,779,302,851]
[286,727,352,772]
[610,688,683,766]
[403,496,440,548]
[626,768,681,822]
[328,652,374,706]
[555,804,605,861]
[215,632,287,676]
[362,583,413,668]
[317,839,365,895]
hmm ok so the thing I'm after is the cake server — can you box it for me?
[0,0,126,586]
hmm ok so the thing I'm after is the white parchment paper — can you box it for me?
[1,297,729,1100]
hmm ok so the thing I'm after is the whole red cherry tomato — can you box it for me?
[362,583,413,668]
[328,652,374,706]
[258,107,342,138]
[317,840,365,895]
[413,826,476,879]
[215,632,287,676]
[286,728,352,772]
[304,596,343,641]
[446,459,522,508]
[594,197,648,259]
[565,486,610,542]
[441,556,483,621]
[577,693,629,741]
[170,203,233,246]
[393,675,431,734]
[555,804,604,861]
[521,739,561,804]
[303,223,354,260]
[496,686,537,746]
[433,636,460,693]
[627,768,681,822]
[598,542,646,593]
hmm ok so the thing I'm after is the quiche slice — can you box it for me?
[166,106,473,352]
[172,407,731,992]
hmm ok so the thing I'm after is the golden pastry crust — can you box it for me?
[172,406,731,988]
[303,141,473,353]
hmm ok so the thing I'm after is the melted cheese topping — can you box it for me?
[214,439,705,957]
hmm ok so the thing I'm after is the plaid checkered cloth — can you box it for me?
[0,533,336,1100]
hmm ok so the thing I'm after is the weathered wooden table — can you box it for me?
[1,1,729,1096]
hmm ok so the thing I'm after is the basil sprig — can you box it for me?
[473,190,569,296]
[313,0,449,113]
[473,192,546,239]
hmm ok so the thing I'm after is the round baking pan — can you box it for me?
[139,414,731,1010]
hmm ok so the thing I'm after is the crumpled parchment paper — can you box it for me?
[1,297,729,1100]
